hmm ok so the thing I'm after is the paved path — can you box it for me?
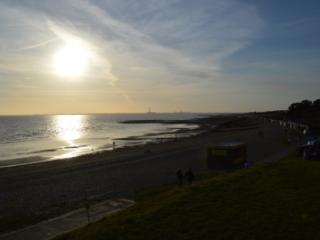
[0,198,135,240]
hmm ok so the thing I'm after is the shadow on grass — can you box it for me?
[55,151,320,240]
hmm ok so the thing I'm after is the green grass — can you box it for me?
[56,153,320,240]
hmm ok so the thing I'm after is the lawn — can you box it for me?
[56,153,320,240]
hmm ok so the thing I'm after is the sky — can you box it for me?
[0,0,319,115]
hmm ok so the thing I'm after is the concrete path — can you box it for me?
[0,198,135,240]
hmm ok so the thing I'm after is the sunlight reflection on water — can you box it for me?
[53,115,92,159]
[54,115,86,146]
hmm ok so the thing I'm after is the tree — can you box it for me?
[312,99,320,111]
[288,100,313,118]
[301,100,312,110]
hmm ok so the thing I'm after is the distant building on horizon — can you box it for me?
[147,107,156,114]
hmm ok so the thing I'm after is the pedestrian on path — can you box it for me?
[84,192,90,223]
[176,169,183,186]
[185,168,194,185]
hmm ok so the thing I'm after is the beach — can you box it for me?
[0,115,296,233]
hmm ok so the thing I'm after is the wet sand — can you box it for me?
[0,115,296,233]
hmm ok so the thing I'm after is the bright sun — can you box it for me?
[53,40,91,78]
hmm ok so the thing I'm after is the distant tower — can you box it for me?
[147,107,156,114]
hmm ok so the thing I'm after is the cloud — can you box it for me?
[73,0,263,83]
[0,0,263,82]
[0,0,264,114]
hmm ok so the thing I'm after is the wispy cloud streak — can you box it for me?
[0,0,263,81]
[0,0,264,114]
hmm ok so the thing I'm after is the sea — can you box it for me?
[0,113,204,167]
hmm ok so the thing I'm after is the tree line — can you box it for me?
[288,99,320,119]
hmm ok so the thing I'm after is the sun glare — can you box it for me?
[55,115,85,145]
[53,40,91,78]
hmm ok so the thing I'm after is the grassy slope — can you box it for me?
[57,153,320,240]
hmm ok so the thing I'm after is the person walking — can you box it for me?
[176,169,183,186]
[185,168,195,185]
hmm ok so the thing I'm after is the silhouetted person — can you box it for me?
[185,168,194,185]
[176,169,183,186]
[112,141,116,150]
[85,201,90,223]
[84,192,90,223]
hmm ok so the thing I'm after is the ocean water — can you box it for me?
[0,113,202,167]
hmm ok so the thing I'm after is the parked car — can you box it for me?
[302,138,320,160]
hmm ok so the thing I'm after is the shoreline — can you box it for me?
[0,115,232,169]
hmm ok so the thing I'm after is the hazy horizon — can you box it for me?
[0,111,240,117]
[0,0,319,115]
